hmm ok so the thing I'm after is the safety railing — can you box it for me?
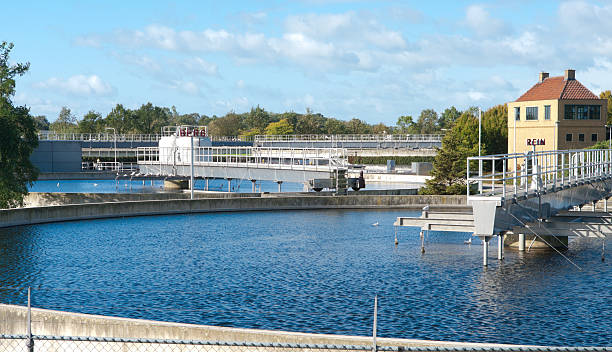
[467,149,612,200]
[137,146,348,172]
[81,161,139,172]
[209,135,254,142]
[254,134,444,142]
[1,334,608,352]
[39,132,163,142]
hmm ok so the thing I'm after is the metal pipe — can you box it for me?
[190,135,194,200]
[483,238,489,266]
[519,233,525,251]
[372,295,377,352]
[498,234,503,260]
[27,287,33,352]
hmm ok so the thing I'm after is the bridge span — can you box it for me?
[137,146,349,192]
[395,148,612,265]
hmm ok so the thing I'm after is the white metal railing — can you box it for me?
[161,125,208,137]
[137,146,348,172]
[467,149,612,199]
[254,134,444,143]
[209,136,254,142]
[39,132,163,142]
[81,161,139,172]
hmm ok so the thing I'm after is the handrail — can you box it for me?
[137,146,348,172]
[467,149,612,200]
[81,161,139,172]
[254,134,444,142]
[39,132,163,142]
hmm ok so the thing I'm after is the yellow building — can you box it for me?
[507,69,607,157]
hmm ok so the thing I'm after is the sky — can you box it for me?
[4,0,612,125]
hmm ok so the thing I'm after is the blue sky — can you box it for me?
[4,0,612,125]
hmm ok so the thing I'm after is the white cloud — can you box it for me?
[116,54,162,72]
[464,5,509,38]
[467,90,486,101]
[169,80,200,95]
[13,93,60,116]
[34,75,113,96]
[182,57,218,76]
[578,57,612,94]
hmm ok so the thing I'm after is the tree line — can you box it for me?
[34,103,495,138]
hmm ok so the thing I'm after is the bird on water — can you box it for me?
[372,222,379,226]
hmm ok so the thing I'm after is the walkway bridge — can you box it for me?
[254,134,442,151]
[137,146,349,191]
[395,149,612,265]
[38,132,441,159]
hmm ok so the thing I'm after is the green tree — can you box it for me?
[482,104,508,156]
[104,104,133,134]
[240,128,262,138]
[245,105,271,131]
[372,123,390,134]
[439,106,461,131]
[294,109,326,134]
[32,115,50,131]
[172,112,200,126]
[133,103,170,134]
[78,110,103,133]
[345,118,373,134]
[51,106,77,133]
[600,91,612,125]
[208,112,243,136]
[265,118,294,135]
[420,111,484,195]
[395,115,418,134]
[325,118,348,134]
[416,109,438,134]
[0,42,39,208]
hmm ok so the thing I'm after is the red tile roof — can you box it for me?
[515,76,599,102]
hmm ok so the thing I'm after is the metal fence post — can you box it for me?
[27,287,33,352]
[372,295,377,352]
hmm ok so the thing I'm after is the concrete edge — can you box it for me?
[0,304,529,348]
[1,196,469,229]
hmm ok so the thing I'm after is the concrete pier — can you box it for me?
[163,179,189,190]
[505,233,568,250]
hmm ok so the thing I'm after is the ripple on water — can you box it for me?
[0,209,610,346]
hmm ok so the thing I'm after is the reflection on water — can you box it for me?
[29,179,417,194]
[0,210,610,346]
[28,179,304,193]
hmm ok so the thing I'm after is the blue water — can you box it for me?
[29,180,416,194]
[29,179,305,193]
[0,210,610,346]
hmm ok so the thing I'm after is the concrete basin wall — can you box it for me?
[1,195,467,228]
[0,304,514,349]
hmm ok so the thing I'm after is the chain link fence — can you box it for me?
[0,335,611,352]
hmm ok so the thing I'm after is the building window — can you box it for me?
[566,133,572,142]
[526,107,538,120]
[564,105,601,120]
[592,133,598,142]
[579,133,585,142]
[545,105,551,120]
[514,107,520,121]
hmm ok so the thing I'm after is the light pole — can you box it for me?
[105,127,117,171]
[478,107,482,158]
[478,107,482,193]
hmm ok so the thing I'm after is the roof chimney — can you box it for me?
[539,72,549,83]
[564,69,575,81]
